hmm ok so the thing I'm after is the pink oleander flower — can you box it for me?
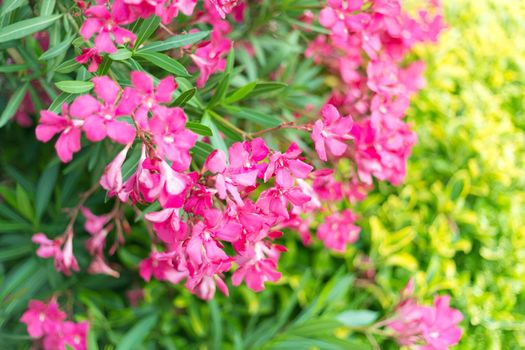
[20,299,66,338]
[76,47,103,72]
[311,104,354,161]
[205,149,259,206]
[88,254,120,278]
[32,231,80,275]
[145,208,188,244]
[81,206,112,236]
[118,71,177,128]
[256,186,311,219]
[100,143,132,196]
[35,104,84,163]
[191,31,231,87]
[123,0,197,24]
[317,209,360,252]
[264,143,313,189]
[61,321,89,350]
[139,251,187,284]
[149,106,198,171]
[232,241,285,292]
[70,76,136,144]
[206,0,241,18]
[319,0,364,39]
[80,3,136,53]
[387,282,463,350]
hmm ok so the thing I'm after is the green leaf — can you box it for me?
[225,81,257,104]
[109,48,132,61]
[0,64,28,73]
[87,329,99,350]
[186,122,213,136]
[0,259,39,300]
[0,15,61,43]
[49,92,76,113]
[202,112,228,155]
[41,0,56,16]
[116,314,158,350]
[134,51,189,76]
[135,15,160,48]
[134,201,161,223]
[55,80,94,94]
[15,183,33,222]
[336,310,379,327]
[191,141,214,163]
[171,87,196,107]
[39,35,74,60]
[1,0,27,15]
[138,31,210,52]
[0,82,29,128]
[247,82,288,98]
[222,106,281,128]
[207,73,231,108]
[35,162,59,223]
[55,58,81,74]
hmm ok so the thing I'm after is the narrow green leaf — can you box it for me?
[55,58,81,74]
[186,121,213,136]
[0,64,28,73]
[190,141,214,163]
[87,329,99,350]
[202,112,228,155]
[1,0,27,16]
[49,92,75,113]
[41,0,56,16]
[116,314,158,350]
[15,183,33,221]
[0,259,39,300]
[109,48,132,61]
[247,82,288,98]
[0,15,61,43]
[39,35,74,60]
[225,81,257,104]
[134,201,161,223]
[0,82,29,128]
[55,80,94,94]
[135,51,189,76]
[208,73,231,107]
[35,162,59,223]
[138,31,210,52]
[135,15,160,48]
[171,87,196,107]
[222,106,281,128]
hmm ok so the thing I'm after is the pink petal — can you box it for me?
[93,76,121,104]
[70,95,100,119]
[107,120,136,144]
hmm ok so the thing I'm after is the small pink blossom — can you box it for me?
[191,31,231,87]
[311,104,354,161]
[20,299,66,338]
[36,105,84,163]
[80,4,136,53]
[32,231,79,276]
[264,143,313,189]
[75,48,102,72]
[100,143,132,196]
[317,209,360,252]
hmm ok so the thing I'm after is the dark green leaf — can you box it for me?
[55,58,81,73]
[208,73,231,108]
[15,183,33,222]
[1,0,27,15]
[0,82,29,128]
[186,121,213,136]
[115,314,158,350]
[49,92,76,113]
[35,162,59,223]
[225,81,257,104]
[247,82,288,98]
[0,64,28,73]
[0,15,61,43]
[39,35,74,60]
[138,31,210,52]
[222,106,281,128]
[135,15,160,48]
[171,87,196,107]
[135,51,189,76]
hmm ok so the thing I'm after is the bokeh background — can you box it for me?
[1,0,524,349]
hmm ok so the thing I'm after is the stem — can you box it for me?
[248,122,312,138]
[65,183,99,232]
[160,23,176,36]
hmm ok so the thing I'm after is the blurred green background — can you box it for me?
[1,0,525,349]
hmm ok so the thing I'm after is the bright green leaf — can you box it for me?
[0,15,61,43]
[55,80,94,94]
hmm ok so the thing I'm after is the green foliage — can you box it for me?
[358,0,525,348]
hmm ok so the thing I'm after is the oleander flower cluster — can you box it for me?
[12,0,463,349]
